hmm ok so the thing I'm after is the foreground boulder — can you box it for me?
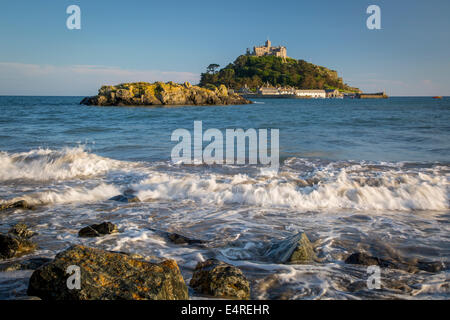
[265,232,317,264]
[190,259,250,299]
[78,222,118,237]
[80,82,251,106]
[27,245,189,300]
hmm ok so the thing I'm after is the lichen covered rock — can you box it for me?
[80,82,251,106]
[27,245,189,300]
[190,259,250,299]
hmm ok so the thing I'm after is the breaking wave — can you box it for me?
[0,147,125,181]
[1,147,448,211]
[133,164,449,212]
[15,183,120,205]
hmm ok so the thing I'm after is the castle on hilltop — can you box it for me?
[247,40,287,59]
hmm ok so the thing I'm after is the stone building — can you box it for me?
[249,40,287,59]
[325,89,342,98]
[258,86,280,95]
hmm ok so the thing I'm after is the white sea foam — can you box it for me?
[12,183,120,205]
[0,147,124,181]
[133,166,449,211]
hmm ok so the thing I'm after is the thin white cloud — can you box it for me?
[0,62,200,96]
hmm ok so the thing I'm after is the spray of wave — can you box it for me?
[0,147,125,181]
[10,183,120,205]
[133,166,449,211]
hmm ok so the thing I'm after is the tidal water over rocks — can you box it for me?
[0,96,448,299]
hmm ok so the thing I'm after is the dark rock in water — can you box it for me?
[27,245,189,300]
[109,194,140,203]
[344,252,445,273]
[78,222,118,238]
[168,233,207,245]
[416,261,446,273]
[0,257,52,272]
[190,259,250,300]
[345,252,394,268]
[0,233,36,260]
[0,200,34,211]
[265,232,317,264]
[9,223,35,239]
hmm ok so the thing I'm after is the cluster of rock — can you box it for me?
[1,221,447,300]
[80,82,251,106]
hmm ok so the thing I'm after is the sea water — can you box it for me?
[0,96,448,299]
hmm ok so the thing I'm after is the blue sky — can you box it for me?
[0,0,449,96]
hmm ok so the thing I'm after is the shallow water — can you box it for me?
[0,96,449,299]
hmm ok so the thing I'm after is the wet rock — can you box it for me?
[9,223,35,239]
[190,259,250,300]
[0,257,52,272]
[109,194,140,203]
[27,245,189,300]
[0,200,34,212]
[345,252,395,268]
[265,232,317,264]
[0,233,36,260]
[344,252,446,273]
[78,222,118,238]
[416,261,446,273]
[168,233,207,245]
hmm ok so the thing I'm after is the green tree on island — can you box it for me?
[206,64,220,74]
[200,55,360,92]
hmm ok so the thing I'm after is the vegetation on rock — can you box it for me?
[80,81,251,106]
[190,259,250,299]
[28,245,189,300]
[200,55,360,92]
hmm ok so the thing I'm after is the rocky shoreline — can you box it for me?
[80,82,252,106]
[0,199,447,300]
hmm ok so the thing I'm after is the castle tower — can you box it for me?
[265,39,271,47]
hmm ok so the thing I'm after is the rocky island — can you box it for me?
[80,81,251,106]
